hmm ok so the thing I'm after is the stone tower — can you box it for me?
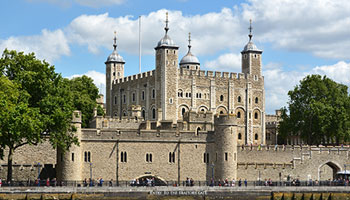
[214,114,238,181]
[154,12,179,122]
[105,32,125,117]
[241,20,265,145]
[56,110,82,182]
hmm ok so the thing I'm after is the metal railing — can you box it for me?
[1,180,349,187]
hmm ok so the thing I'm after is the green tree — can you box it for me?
[0,49,78,182]
[65,76,100,128]
[279,75,350,145]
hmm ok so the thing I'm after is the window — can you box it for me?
[203,153,209,163]
[255,133,258,140]
[121,151,127,162]
[152,108,156,119]
[117,72,120,76]
[169,152,175,163]
[113,72,115,76]
[173,50,176,54]
[237,111,241,118]
[114,96,117,105]
[255,97,258,104]
[220,111,224,114]
[169,98,173,104]
[189,93,191,98]
[142,91,145,100]
[132,93,135,102]
[71,153,74,162]
[182,108,186,116]
[152,89,155,99]
[142,110,145,119]
[196,127,201,135]
[178,90,183,97]
[238,133,242,140]
[166,50,169,54]
[225,152,228,161]
[238,96,241,102]
[123,95,126,103]
[254,112,258,119]
[146,153,153,162]
[84,151,91,162]
[220,95,224,102]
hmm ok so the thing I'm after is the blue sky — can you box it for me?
[1,0,350,114]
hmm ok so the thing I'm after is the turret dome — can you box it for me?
[180,33,200,65]
[105,32,125,64]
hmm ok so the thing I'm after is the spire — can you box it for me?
[187,32,192,52]
[164,12,169,34]
[248,19,253,41]
[113,31,117,50]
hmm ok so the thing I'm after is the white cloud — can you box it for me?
[241,0,350,59]
[65,9,244,56]
[204,53,241,71]
[0,29,70,63]
[264,61,350,114]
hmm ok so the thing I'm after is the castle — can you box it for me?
[1,14,349,184]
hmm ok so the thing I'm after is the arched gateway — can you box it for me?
[318,161,341,180]
[133,174,167,186]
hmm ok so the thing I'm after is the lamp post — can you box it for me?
[90,162,93,186]
[211,162,215,186]
[37,162,41,179]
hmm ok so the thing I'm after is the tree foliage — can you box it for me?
[279,74,350,145]
[65,76,99,128]
[0,49,78,181]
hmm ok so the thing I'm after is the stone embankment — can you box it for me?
[0,186,350,199]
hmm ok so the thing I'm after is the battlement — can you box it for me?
[179,68,246,80]
[237,144,350,153]
[183,110,213,122]
[115,70,155,84]
[214,113,237,125]
[89,116,142,129]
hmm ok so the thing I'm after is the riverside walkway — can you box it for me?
[0,186,350,200]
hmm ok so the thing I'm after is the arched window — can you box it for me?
[152,89,155,99]
[196,127,201,135]
[123,111,127,116]
[142,91,145,100]
[238,96,241,103]
[152,108,156,119]
[255,97,258,104]
[254,112,258,119]
[238,133,242,140]
[142,110,145,119]
[255,133,258,140]
[220,95,224,101]
[182,108,186,116]
[237,111,241,118]
[220,111,224,114]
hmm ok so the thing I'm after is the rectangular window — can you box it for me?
[121,151,127,163]
[132,93,135,102]
[88,152,91,162]
[123,95,126,103]
[203,153,209,163]
[142,91,145,100]
[152,89,155,99]
[169,152,175,163]
[146,153,153,163]
[84,152,87,162]
[71,153,74,162]
[225,152,228,161]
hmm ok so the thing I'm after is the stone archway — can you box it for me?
[133,174,167,186]
[318,161,341,180]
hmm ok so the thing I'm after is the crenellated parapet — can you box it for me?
[179,68,247,80]
[114,70,155,84]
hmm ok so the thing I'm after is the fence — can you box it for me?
[1,180,349,187]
